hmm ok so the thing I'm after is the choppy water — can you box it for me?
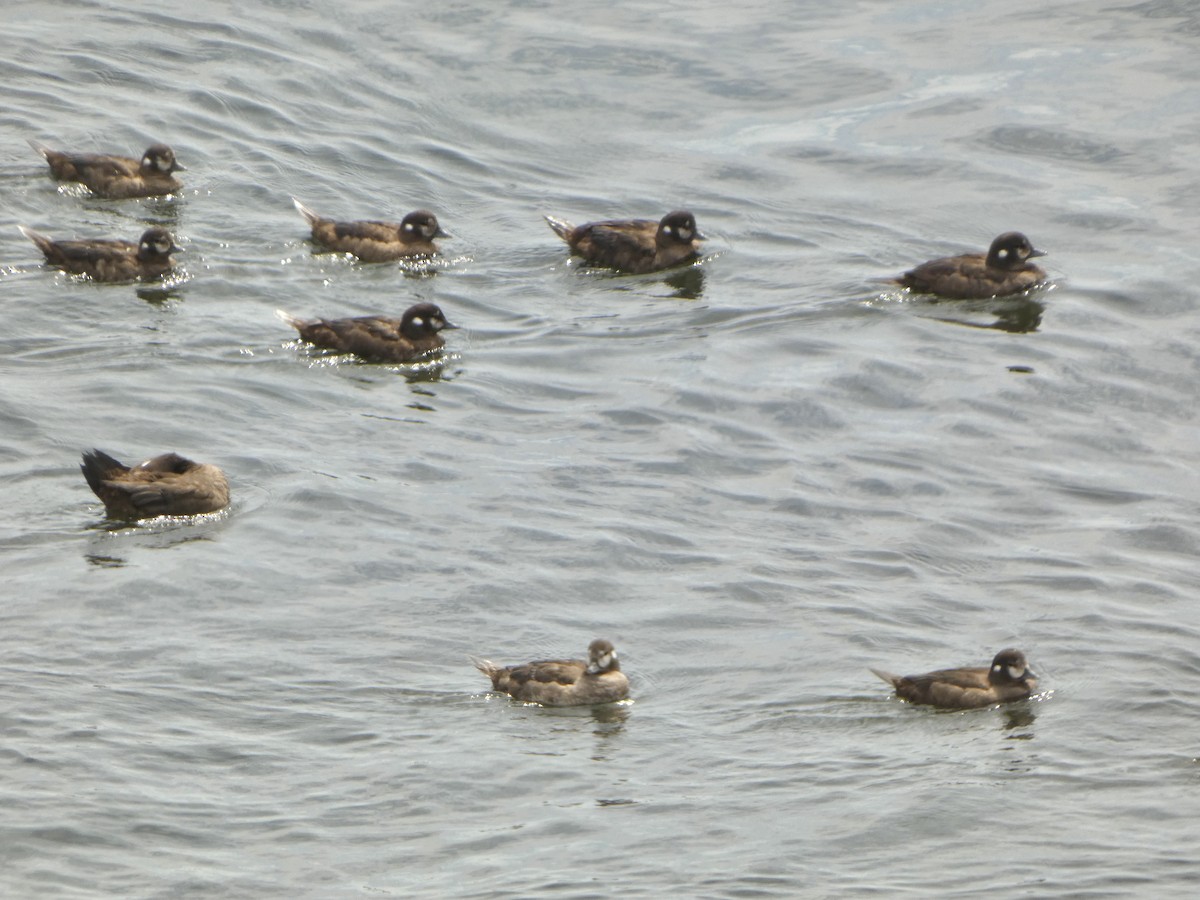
[3,0,1200,897]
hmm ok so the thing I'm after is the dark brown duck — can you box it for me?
[30,140,184,199]
[277,302,457,363]
[20,225,181,282]
[473,639,630,707]
[871,648,1037,709]
[81,450,230,520]
[545,209,705,274]
[292,198,448,262]
[892,232,1047,299]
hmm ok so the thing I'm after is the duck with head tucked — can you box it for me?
[81,449,229,521]
[473,639,630,707]
[545,209,705,274]
[277,302,457,364]
[20,225,182,282]
[871,648,1038,709]
[29,139,185,199]
[891,232,1047,300]
[292,198,449,262]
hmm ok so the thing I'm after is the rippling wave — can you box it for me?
[4,1,1200,897]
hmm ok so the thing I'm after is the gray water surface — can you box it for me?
[3,1,1200,897]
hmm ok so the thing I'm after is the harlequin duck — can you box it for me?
[19,225,182,282]
[544,209,705,274]
[276,302,457,363]
[81,449,229,520]
[892,232,1047,299]
[871,648,1037,709]
[29,140,184,199]
[472,639,630,707]
[292,198,449,262]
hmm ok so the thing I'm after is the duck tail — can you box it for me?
[869,668,900,688]
[17,225,53,255]
[80,449,127,494]
[470,656,500,679]
[27,138,53,159]
[543,215,575,242]
[291,197,320,227]
[275,308,307,331]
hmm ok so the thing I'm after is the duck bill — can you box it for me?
[1027,248,1046,258]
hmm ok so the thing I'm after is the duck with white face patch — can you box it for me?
[545,209,706,274]
[81,449,229,521]
[871,648,1038,709]
[890,232,1047,300]
[276,302,458,364]
[292,198,450,262]
[29,139,185,198]
[473,639,630,707]
[19,225,182,282]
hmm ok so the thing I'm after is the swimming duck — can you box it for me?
[473,639,629,707]
[292,198,448,261]
[81,449,230,520]
[29,140,184,199]
[20,225,181,282]
[892,232,1047,299]
[544,209,705,274]
[871,648,1037,709]
[277,302,457,363]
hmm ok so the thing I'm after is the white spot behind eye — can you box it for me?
[403,222,416,233]
[411,317,424,327]
[997,248,1009,260]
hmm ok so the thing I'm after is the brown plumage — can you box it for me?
[292,198,448,262]
[473,639,630,707]
[277,302,457,363]
[545,209,705,274]
[20,225,181,282]
[80,449,230,521]
[893,232,1047,300]
[29,140,184,199]
[871,648,1037,709]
